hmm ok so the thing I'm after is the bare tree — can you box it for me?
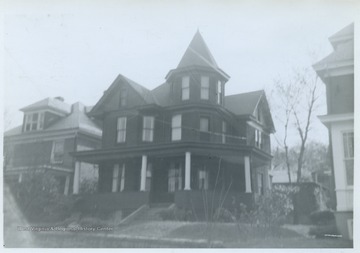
[273,67,320,183]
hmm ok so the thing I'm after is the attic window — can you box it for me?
[119,88,128,107]
[24,112,44,132]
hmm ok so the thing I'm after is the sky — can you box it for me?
[2,0,358,147]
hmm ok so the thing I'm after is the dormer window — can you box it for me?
[181,76,190,100]
[119,88,128,107]
[24,112,44,132]
[217,81,222,104]
[201,76,209,100]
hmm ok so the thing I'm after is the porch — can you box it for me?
[72,149,271,214]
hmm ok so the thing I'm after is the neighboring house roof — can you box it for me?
[5,101,102,138]
[224,90,264,116]
[20,97,71,115]
[47,102,102,137]
[4,126,23,137]
[313,23,354,73]
[313,40,353,71]
[329,23,354,47]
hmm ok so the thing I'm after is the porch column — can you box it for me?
[18,173,23,183]
[73,161,81,194]
[184,152,191,190]
[64,175,70,195]
[140,155,147,191]
[244,156,252,193]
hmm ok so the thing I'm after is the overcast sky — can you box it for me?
[2,0,357,147]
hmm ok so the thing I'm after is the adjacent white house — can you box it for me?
[313,23,354,240]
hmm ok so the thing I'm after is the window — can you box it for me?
[198,168,209,190]
[142,116,154,142]
[119,88,128,107]
[168,162,182,192]
[222,121,227,144]
[51,140,65,164]
[146,163,152,191]
[182,76,190,100]
[255,129,262,148]
[217,81,222,104]
[24,112,44,132]
[200,117,209,132]
[343,132,354,186]
[200,117,210,141]
[171,114,182,141]
[257,173,264,195]
[112,163,125,192]
[201,76,209,100]
[117,117,127,143]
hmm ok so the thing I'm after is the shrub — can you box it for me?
[213,207,235,222]
[309,210,335,225]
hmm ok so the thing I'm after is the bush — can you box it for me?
[309,210,335,225]
[213,207,235,222]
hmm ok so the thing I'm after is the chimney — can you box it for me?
[54,96,65,102]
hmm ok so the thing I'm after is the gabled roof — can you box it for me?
[20,97,71,114]
[225,90,264,115]
[225,90,275,132]
[90,74,158,116]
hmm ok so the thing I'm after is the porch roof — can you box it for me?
[71,142,272,164]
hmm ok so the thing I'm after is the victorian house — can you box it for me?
[72,31,275,215]
[3,97,102,195]
[314,23,354,240]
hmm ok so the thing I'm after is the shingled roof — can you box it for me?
[313,23,354,73]
[5,101,102,138]
[20,97,71,114]
[166,31,230,80]
[225,90,264,115]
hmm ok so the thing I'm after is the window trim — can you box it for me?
[142,116,155,142]
[112,163,126,192]
[201,76,210,100]
[117,117,127,143]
